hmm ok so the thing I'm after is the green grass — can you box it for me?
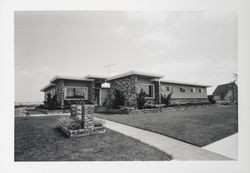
[15,115,172,161]
[96,105,238,147]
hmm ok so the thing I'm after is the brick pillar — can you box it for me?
[82,105,95,129]
[70,104,82,120]
[70,104,95,129]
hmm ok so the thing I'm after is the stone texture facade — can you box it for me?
[59,104,105,137]
[109,75,137,107]
[55,80,65,107]
[170,98,210,105]
[52,80,96,108]
[88,81,95,104]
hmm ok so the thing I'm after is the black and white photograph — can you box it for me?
[14,10,238,161]
[1,0,250,173]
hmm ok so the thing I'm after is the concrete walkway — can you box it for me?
[97,118,231,160]
[16,113,70,117]
[203,134,238,160]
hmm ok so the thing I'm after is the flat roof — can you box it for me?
[158,79,211,87]
[107,70,164,81]
[50,75,94,83]
[84,74,108,80]
[40,83,56,92]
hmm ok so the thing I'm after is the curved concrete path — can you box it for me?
[97,118,232,160]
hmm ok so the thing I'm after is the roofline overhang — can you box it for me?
[107,70,164,81]
[40,83,56,92]
[49,75,94,83]
[84,75,108,80]
[157,79,211,87]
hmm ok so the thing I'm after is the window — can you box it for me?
[141,84,154,98]
[199,88,203,93]
[166,86,171,92]
[65,86,88,100]
[180,87,185,92]
[160,85,172,92]
[191,88,195,93]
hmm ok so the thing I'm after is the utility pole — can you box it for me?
[104,64,116,75]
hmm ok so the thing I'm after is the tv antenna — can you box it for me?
[104,64,116,75]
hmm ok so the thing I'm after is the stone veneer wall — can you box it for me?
[109,75,137,107]
[58,104,105,137]
[55,80,95,108]
[55,80,65,107]
[170,98,210,105]
[88,81,95,104]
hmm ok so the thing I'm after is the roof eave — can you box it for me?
[40,83,55,92]
[107,70,164,81]
[50,76,94,83]
[160,80,211,88]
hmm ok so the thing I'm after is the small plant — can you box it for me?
[161,93,173,107]
[137,89,147,109]
[94,119,105,127]
[58,117,82,130]
[111,89,125,109]
[207,95,216,104]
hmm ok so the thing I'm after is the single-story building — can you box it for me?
[40,75,109,108]
[41,70,211,108]
[106,71,211,107]
[212,82,238,102]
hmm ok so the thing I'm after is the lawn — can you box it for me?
[96,105,238,147]
[15,115,172,161]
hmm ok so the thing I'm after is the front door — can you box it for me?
[94,89,100,105]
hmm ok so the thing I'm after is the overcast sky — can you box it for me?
[15,11,237,102]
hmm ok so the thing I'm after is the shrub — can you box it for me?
[58,117,104,130]
[94,119,105,127]
[207,95,216,104]
[44,93,59,110]
[137,89,147,109]
[58,117,82,130]
[161,93,173,107]
[111,89,125,109]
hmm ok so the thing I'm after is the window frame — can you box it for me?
[191,88,196,93]
[141,83,155,99]
[199,88,203,93]
[180,87,186,93]
[166,86,172,92]
[64,86,88,100]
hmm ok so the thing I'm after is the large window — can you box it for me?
[65,86,88,100]
[141,84,154,98]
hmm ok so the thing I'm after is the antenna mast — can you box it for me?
[104,64,116,75]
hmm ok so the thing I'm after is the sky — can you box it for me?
[15,11,237,102]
